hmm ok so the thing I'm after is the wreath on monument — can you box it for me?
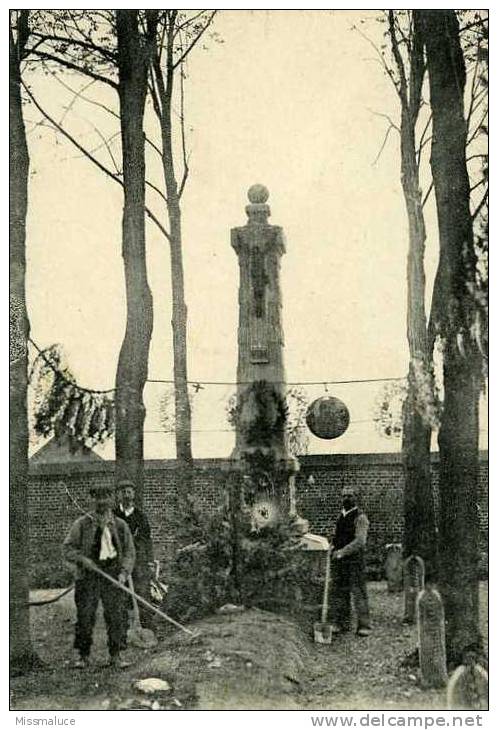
[228,380,288,447]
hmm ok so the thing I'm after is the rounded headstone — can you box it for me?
[248,184,269,204]
[305,396,350,440]
[385,543,403,593]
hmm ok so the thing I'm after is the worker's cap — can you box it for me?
[341,486,357,497]
[89,484,115,498]
[117,479,136,492]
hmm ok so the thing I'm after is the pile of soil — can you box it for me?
[112,608,311,710]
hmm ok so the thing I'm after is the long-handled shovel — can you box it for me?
[313,547,333,644]
[127,575,158,649]
[85,560,199,638]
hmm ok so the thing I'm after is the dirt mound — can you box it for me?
[116,608,311,710]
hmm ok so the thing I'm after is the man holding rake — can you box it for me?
[63,483,135,669]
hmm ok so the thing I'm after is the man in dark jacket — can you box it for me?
[330,486,371,636]
[115,480,154,630]
[63,484,135,668]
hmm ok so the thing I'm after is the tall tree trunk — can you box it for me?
[153,13,193,489]
[114,11,154,505]
[399,112,438,578]
[419,9,482,665]
[389,11,438,579]
[9,11,38,673]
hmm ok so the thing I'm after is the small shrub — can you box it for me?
[166,493,309,623]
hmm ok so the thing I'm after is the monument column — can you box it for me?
[231,184,298,515]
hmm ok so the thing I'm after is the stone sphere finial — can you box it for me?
[248,184,269,205]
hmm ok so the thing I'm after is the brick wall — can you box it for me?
[28,452,488,576]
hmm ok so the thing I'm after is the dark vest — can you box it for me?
[334,507,360,550]
[114,507,151,565]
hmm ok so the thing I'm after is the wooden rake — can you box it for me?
[86,560,200,639]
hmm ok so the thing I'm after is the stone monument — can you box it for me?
[230,185,301,523]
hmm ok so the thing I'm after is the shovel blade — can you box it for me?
[313,622,332,644]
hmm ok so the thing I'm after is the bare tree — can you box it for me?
[360,10,438,577]
[114,10,158,497]
[25,10,218,494]
[417,9,485,666]
[384,10,438,579]
[148,10,216,489]
[22,10,156,503]
[363,10,487,587]
[9,9,39,674]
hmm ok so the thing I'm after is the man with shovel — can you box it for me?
[62,484,136,668]
[329,486,371,637]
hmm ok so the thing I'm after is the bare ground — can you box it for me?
[10,582,488,711]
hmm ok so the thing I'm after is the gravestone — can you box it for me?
[417,584,447,689]
[384,543,403,593]
[447,662,488,710]
[403,554,425,623]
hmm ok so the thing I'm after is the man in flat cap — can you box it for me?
[115,480,155,631]
[329,486,372,637]
[63,483,135,668]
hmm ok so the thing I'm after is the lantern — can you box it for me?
[305,396,350,439]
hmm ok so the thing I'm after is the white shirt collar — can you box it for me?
[341,506,357,517]
[119,504,135,518]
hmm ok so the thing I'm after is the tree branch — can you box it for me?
[469,177,486,195]
[44,61,164,161]
[74,130,120,160]
[467,107,488,146]
[29,30,116,61]
[172,11,217,70]
[471,189,488,222]
[178,54,190,198]
[146,181,169,206]
[466,87,487,125]
[355,23,402,100]
[89,122,120,174]
[174,10,210,35]
[58,76,96,127]
[458,18,488,35]
[409,11,425,117]
[371,123,396,166]
[29,49,118,89]
[23,82,171,242]
[466,54,481,132]
[45,63,120,120]
[466,153,487,164]
[416,112,432,167]
[388,10,409,110]
[421,181,434,209]
[367,108,400,132]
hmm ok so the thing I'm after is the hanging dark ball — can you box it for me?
[305,396,350,439]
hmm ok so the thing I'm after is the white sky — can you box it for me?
[24,9,487,459]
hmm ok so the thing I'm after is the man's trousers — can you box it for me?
[73,561,126,658]
[329,556,371,631]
